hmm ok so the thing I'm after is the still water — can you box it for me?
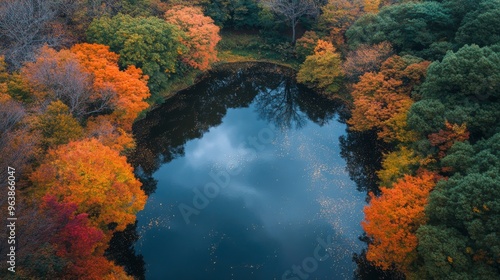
[131,63,368,280]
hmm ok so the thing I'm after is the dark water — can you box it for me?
[127,63,376,280]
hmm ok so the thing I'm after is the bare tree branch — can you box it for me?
[0,0,65,69]
[261,0,319,42]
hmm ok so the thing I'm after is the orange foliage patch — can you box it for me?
[30,139,146,233]
[363,171,439,272]
[165,5,221,71]
[348,56,430,142]
[70,43,150,131]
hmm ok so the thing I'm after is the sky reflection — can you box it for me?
[135,100,366,279]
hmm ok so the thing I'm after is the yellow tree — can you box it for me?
[34,100,84,149]
[363,0,380,14]
[297,40,343,94]
[30,139,147,233]
[377,146,423,187]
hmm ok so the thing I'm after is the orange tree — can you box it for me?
[164,5,221,71]
[348,55,430,143]
[363,171,439,272]
[30,139,147,233]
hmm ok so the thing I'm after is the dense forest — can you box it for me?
[0,0,499,279]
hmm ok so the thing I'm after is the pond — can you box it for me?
[126,63,376,279]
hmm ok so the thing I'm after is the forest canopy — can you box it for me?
[1,0,499,279]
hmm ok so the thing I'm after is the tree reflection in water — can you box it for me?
[130,62,341,196]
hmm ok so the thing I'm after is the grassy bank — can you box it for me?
[153,31,301,104]
[216,31,301,69]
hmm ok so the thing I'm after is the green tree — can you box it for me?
[415,133,500,279]
[455,0,500,47]
[409,44,500,138]
[86,14,185,94]
[346,2,454,59]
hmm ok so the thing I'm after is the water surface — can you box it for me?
[131,63,367,279]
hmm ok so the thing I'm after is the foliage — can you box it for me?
[22,46,99,119]
[316,0,361,47]
[165,5,221,71]
[348,55,430,143]
[409,44,500,139]
[428,121,469,159]
[22,44,150,131]
[86,14,185,94]
[342,41,392,82]
[455,0,500,47]
[30,139,147,232]
[363,0,380,14]
[34,100,84,150]
[377,146,421,187]
[294,31,319,61]
[297,40,343,94]
[346,2,454,59]
[416,133,500,279]
[70,43,150,131]
[85,115,136,153]
[363,171,438,272]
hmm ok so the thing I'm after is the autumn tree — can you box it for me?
[34,100,84,150]
[377,146,422,187]
[43,197,132,279]
[86,14,185,94]
[22,46,110,119]
[30,139,147,233]
[85,115,136,153]
[348,55,430,143]
[262,0,319,42]
[22,44,150,130]
[164,5,221,71]
[294,31,319,61]
[342,42,392,82]
[12,195,133,280]
[363,0,380,14]
[0,87,38,180]
[317,0,361,47]
[363,171,438,273]
[70,43,150,131]
[297,40,343,94]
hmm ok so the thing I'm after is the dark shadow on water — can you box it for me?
[105,222,146,280]
[339,130,385,198]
